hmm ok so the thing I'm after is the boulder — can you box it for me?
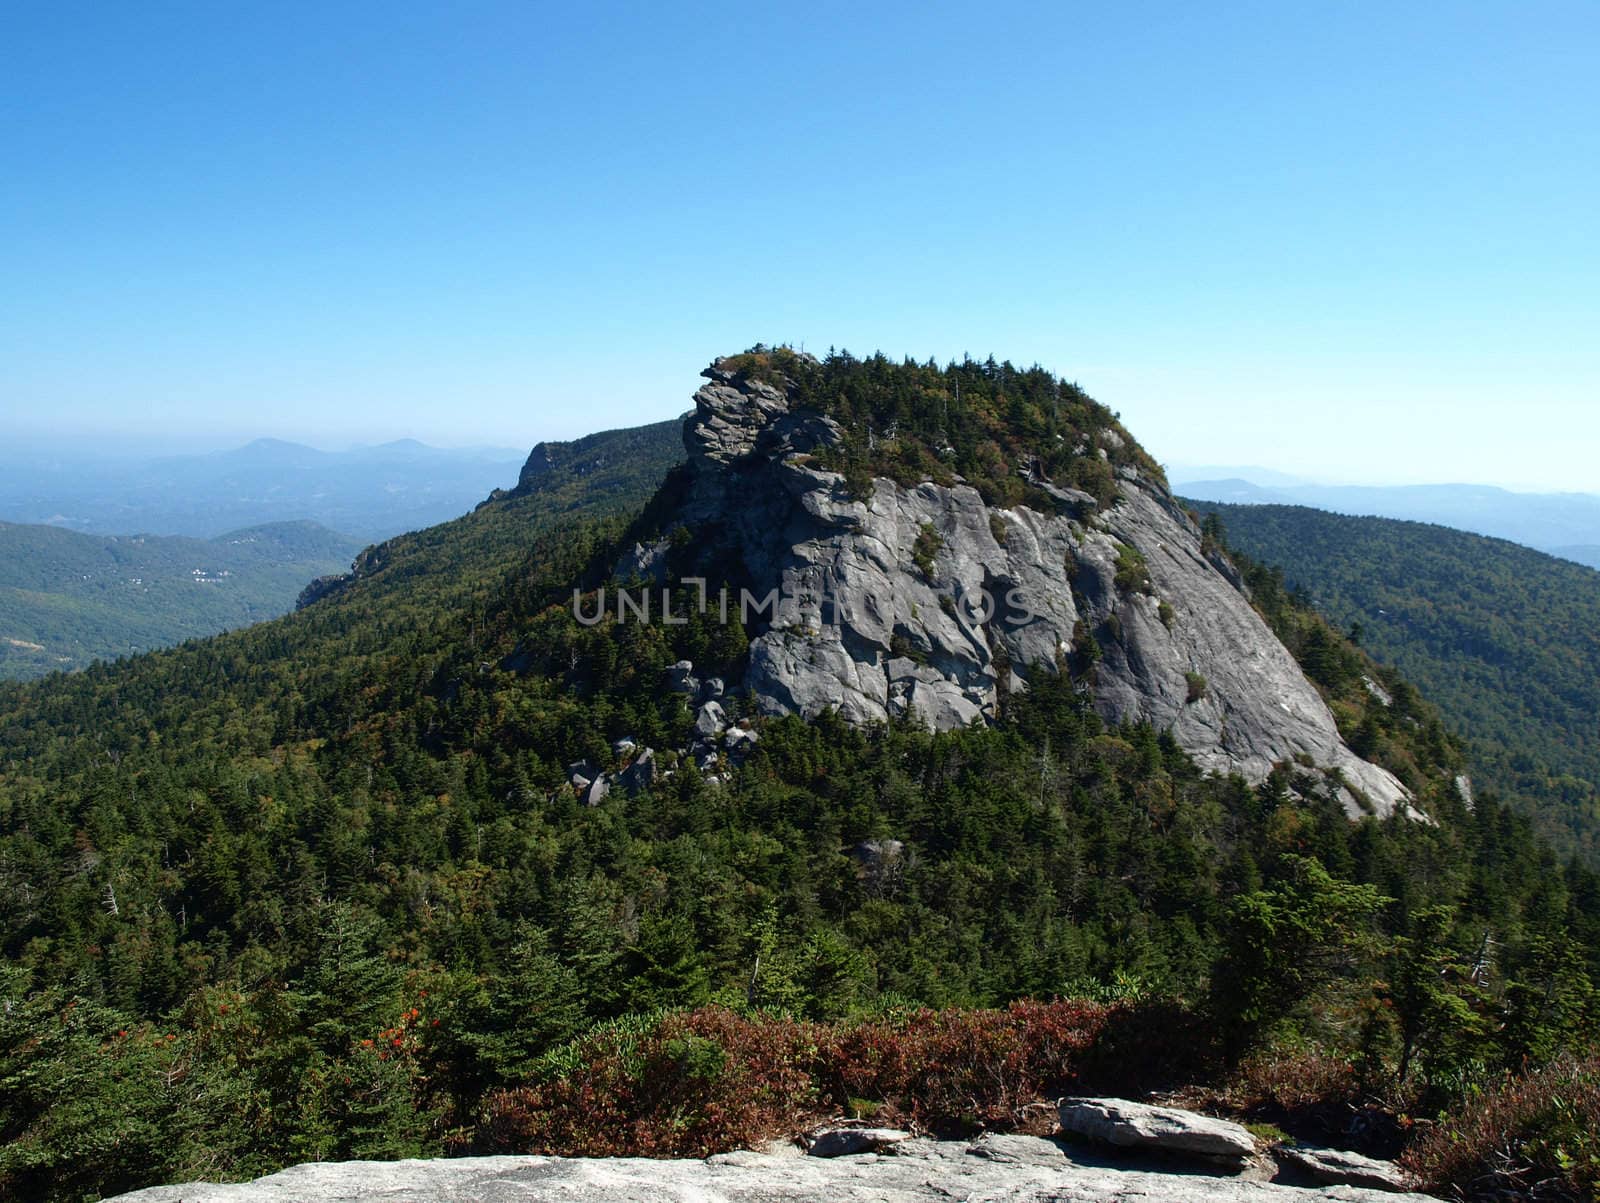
[806,1127,913,1157]
[618,748,656,793]
[615,539,669,583]
[694,700,727,740]
[1058,1097,1257,1161]
[848,839,905,866]
[1277,1145,1411,1192]
[581,776,609,807]
[664,660,698,695]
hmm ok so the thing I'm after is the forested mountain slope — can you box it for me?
[0,521,362,680]
[1185,501,1600,861]
[0,361,1595,1202]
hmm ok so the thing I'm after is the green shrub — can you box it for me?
[1210,856,1388,1063]
[913,523,943,578]
[1070,456,1117,507]
[1113,543,1151,593]
[1185,672,1208,703]
[1402,1056,1600,1201]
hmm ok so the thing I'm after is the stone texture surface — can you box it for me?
[1277,1146,1412,1192]
[671,361,1414,818]
[107,1135,1437,1202]
[1058,1097,1258,1160]
[805,1126,913,1157]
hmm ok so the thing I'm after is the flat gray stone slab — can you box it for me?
[1059,1096,1259,1160]
[1279,1145,1412,1192]
[105,1134,1439,1202]
[806,1125,913,1157]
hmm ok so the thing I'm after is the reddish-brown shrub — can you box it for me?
[480,1008,821,1158]
[1224,1045,1361,1114]
[478,999,1118,1156]
[818,999,1112,1135]
[1401,1055,1600,1202]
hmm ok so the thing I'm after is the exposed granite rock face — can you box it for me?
[106,1135,1436,1202]
[294,572,351,611]
[667,361,1413,819]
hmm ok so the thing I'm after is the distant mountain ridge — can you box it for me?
[0,519,362,680]
[1550,544,1600,571]
[0,438,526,543]
[1175,476,1600,555]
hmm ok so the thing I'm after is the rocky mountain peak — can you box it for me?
[687,354,842,469]
[645,353,1414,819]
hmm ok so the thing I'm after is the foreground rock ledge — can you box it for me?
[107,1134,1436,1202]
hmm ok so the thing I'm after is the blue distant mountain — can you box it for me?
[1174,476,1600,555]
[0,438,525,543]
[1549,544,1600,571]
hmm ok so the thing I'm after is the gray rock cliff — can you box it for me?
[646,361,1413,819]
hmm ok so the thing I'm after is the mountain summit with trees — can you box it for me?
[1,350,1596,1202]
[603,350,1416,816]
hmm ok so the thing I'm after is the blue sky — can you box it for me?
[2,1,1596,488]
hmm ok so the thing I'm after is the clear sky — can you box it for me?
[2,2,1596,489]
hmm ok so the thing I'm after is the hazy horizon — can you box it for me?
[1,419,1595,500]
[0,426,530,463]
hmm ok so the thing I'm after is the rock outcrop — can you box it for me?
[107,1134,1436,1202]
[657,360,1414,818]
